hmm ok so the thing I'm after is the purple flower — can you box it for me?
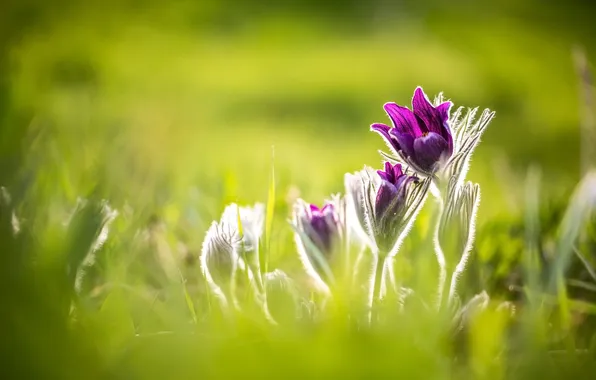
[374,162,418,249]
[293,196,345,292]
[375,162,410,218]
[296,201,341,257]
[371,87,453,175]
[345,163,428,256]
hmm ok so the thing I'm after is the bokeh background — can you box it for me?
[1,0,596,378]
[2,0,595,217]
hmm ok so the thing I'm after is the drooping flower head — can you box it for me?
[293,195,345,293]
[371,87,453,176]
[345,162,429,255]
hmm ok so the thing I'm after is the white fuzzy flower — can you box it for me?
[200,202,265,308]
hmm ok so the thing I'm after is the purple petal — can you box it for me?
[378,162,397,183]
[321,204,334,214]
[302,200,340,256]
[444,127,454,157]
[394,174,408,192]
[412,87,444,135]
[396,175,417,206]
[435,101,454,145]
[392,163,404,179]
[383,103,423,137]
[384,161,393,174]
[371,123,401,153]
[371,122,390,134]
[412,87,433,111]
[375,181,398,218]
[412,132,450,173]
[389,129,416,160]
[436,101,452,123]
[377,162,393,182]
[377,170,389,182]
[309,214,333,252]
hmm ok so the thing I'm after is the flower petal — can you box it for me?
[371,122,391,134]
[308,215,333,253]
[412,132,450,173]
[371,123,401,153]
[344,171,374,247]
[377,169,389,182]
[445,129,454,157]
[435,101,454,147]
[201,221,237,288]
[436,101,452,123]
[383,103,423,136]
[412,87,446,135]
[375,181,398,219]
[389,129,416,160]
[238,203,266,251]
[376,161,394,182]
[295,199,341,259]
[384,161,393,174]
[321,203,334,214]
[392,163,404,179]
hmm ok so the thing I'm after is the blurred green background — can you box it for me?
[1,0,596,378]
[2,0,595,219]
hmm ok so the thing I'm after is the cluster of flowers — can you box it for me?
[200,87,495,322]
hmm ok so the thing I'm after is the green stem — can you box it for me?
[373,255,385,303]
[369,254,385,323]
[433,197,447,309]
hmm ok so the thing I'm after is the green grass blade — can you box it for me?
[548,171,596,293]
[524,166,542,301]
[573,246,596,283]
[263,146,276,276]
[179,269,197,324]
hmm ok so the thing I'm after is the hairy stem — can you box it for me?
[433,197,447,309]
[373,255,385,302]
[230,255,242,310]
[252,245,265,295]
[384,258,397,296]
[351,244,366,289]
[368,254,385,322]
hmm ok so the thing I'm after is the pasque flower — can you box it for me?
[371,87,453,176]
[302,203,340,254]
[200,203,265,307]
[345,162,429,308]
[372,162,420,252]
[345,162,426,255]
[437,178,481,305]
[375,162,415,222]
[293,196,345,293]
